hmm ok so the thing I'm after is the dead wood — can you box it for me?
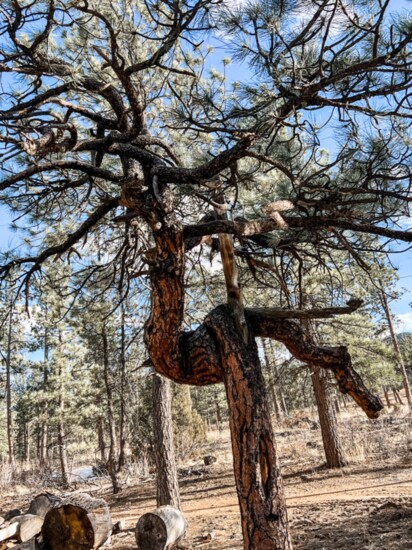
[136,506,186,550]
[42,493,112,550]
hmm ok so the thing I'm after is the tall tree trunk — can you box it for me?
[152,373,181,509]
[39,319,49,469]
[215,391,223,430]
[6,303,15,466]
[22,418,30,462]
[262,339,283,421]
[302,313,346,469]
[118,300,127,471]
[102,326,121,494]
[57,329,69,488]
[97,417,106,463]
[380,290,412,411]
[213,197,291,549]
[206,310,291,549]
[57,420,69,487]
[269,341,289,416]
[311,366,347,468]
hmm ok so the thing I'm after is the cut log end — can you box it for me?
[136,506,186,550]
[13,515,44,543]
[42,494,112,550]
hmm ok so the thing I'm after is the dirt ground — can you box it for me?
[2,402,412,549]
[106,410,412,550]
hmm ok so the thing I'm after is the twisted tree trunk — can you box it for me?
[144,207,291,548]
[140,192,382,549]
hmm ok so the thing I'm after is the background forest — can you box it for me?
[0,256,410,482]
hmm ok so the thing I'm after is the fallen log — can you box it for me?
[136,506,186,550]
[12,540,41,550]
[27,493,61,518]
[42,493,112,549]
[0,514,43,543]
[0,521,18,543]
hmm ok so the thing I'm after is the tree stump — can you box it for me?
[42,494,112,549]
[136,506,186,550]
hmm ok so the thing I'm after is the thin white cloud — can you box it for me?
[396,312,412,333]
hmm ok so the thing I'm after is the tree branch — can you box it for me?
[246,310,383,419]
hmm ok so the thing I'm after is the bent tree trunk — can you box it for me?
[144,214,291,548]
[142,200,382,550]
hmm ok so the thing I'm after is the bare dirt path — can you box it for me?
[2,412,411,549]
[108,421,412,550]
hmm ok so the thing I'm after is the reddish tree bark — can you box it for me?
[140,199,382,549]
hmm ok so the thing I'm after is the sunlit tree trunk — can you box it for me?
[380,290,412,411]
[57,329,69,487]
[152,373,180,509]
[311,366,347,468]
[97,416,106,463]
[118,300,128,471]
[269,341,289,416]
[262,338,283,421]
[39,318,49,469]
[144,203,292,549]
[6,303,15,466]
[302,313,346,469]
[207,309,291,549]
[102,326,121,494]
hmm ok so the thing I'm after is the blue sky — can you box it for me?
[0,0,411,331]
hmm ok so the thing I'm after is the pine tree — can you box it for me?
[2,2,412,547]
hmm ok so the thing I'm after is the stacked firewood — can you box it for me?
[0,493,112,550]
[1,494,186,549]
